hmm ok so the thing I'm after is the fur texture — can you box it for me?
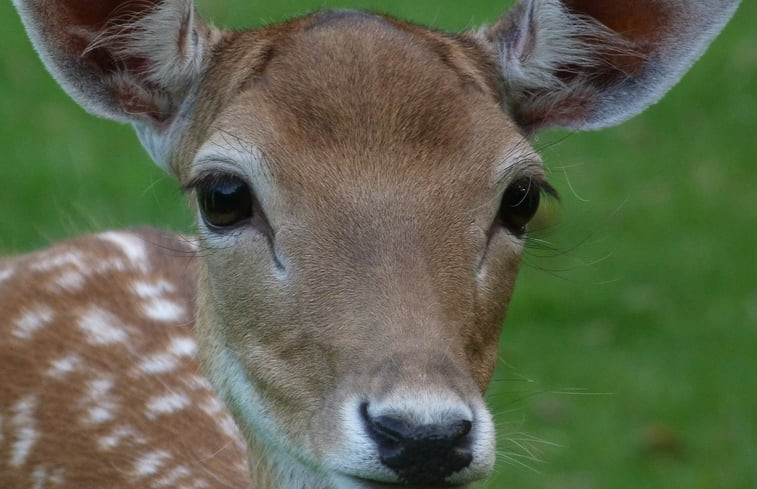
[481,0,742,130]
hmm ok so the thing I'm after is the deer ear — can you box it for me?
[13,0,217,171]
[481,0,740,132]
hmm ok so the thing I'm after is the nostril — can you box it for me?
[360,402,475,484]
[368,415,411,445]
[448,419,472,441]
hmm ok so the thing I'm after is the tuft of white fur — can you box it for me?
[481,0,741,130]
[82,1,204,90]
[330,394,495,485]
[13,0,216,173]
[208,347,333,489]
[479,0,638,129]
[81,1,210,172]
[367,388,472,427]
[9,395,39,468]
[496,0,635,93]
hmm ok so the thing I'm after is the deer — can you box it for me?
[1,0,740,488]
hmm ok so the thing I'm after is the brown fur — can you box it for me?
[0,229,248,488]
[191,14,529,486]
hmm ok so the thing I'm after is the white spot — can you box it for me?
[0,267,14,284]
[87,406,115,425]
[31,466,46,489]
[46,353,83,379]
[30,250,86,272]
[12,306,54,340]
[88,378,114,397]
[98,425,141,451]
[48,467,66,486]
[10,395,38,467]
[168,337,197,357]
[82,378,117,425]
[133,449,171,477]
[143,298,185,322]
[138,353,178,375]
[132,280,175,298]
[154,465,192,487]
[188,374,214,391]
[52,270,86,291]
[218,412,243,442]
[92,258,127,274]
[199,395,226,416]
[99,232,148,271]
[146,392,190,419]
[31,466,64,489]
[200,396,245,443]
[78,306,129,345]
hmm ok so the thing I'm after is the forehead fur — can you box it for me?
[187,11,523,193]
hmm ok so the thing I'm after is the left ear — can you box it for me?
[478,0,741,132]
[13,0,220,172]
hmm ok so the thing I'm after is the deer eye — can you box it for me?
[499,177,543,236]
[195,174,253,230]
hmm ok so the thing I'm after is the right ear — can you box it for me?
[13,0,219,173]
[479,0,741,132]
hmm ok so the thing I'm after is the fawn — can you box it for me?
[2,0,740,488]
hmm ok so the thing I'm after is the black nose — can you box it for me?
[361,403,474,485]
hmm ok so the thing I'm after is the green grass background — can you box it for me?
[1,1,755,487]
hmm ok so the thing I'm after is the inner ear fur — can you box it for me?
[481,0,741,132]
[14,0,214,127]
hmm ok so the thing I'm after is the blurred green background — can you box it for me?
[1,1,755,488]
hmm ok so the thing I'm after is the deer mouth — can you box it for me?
[344,476,466,489]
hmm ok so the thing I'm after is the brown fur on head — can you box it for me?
[190,15,528,487]
[12,0,740,487]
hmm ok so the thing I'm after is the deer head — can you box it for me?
[13,0,739,487]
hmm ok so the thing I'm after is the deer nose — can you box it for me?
[360,402,474,485]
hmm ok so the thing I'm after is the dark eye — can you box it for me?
[196,174,253,230]
[499,177,542,236]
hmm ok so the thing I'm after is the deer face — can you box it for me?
[188,14,544,486]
